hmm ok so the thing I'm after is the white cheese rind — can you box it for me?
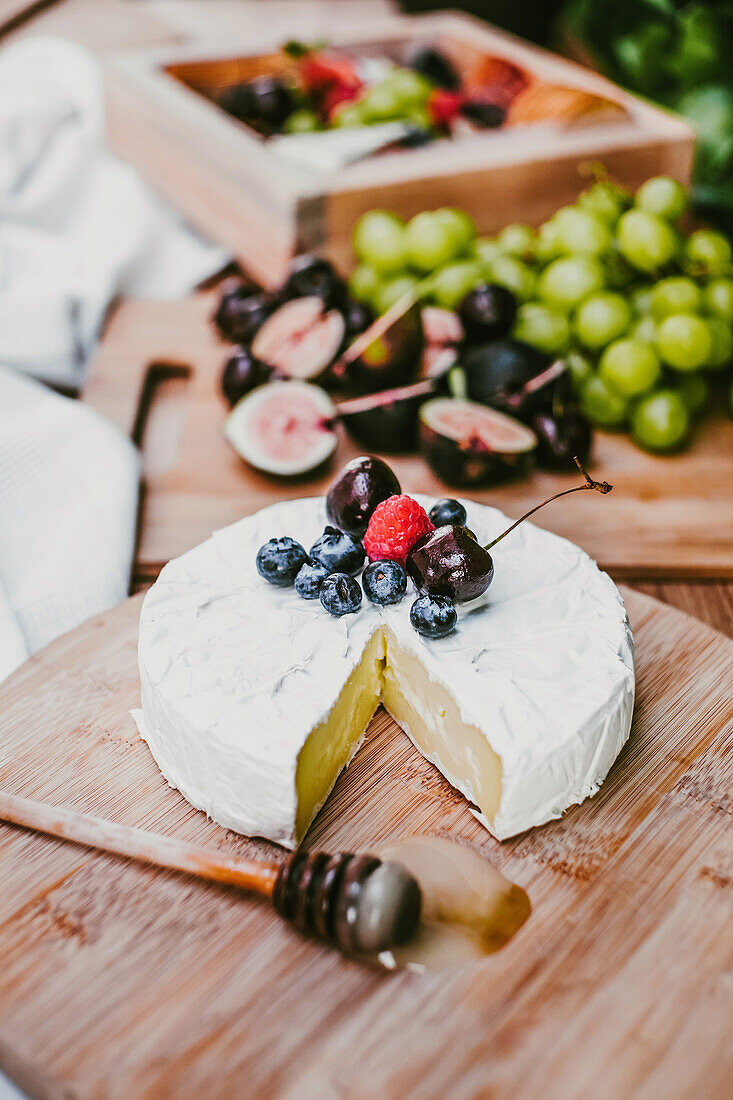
[136,496,635,847]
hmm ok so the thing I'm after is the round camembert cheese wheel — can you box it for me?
[134,496,635,849]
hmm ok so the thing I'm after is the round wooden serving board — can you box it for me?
[0,588,731,1098]
[82,294,733,584]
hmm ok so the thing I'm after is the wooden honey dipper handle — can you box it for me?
[0,790,281,895]
[0,791,421,957]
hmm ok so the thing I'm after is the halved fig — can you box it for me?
[419,397,536,487]
[252,297,346,380]
[224,380,337,477]
[337,379,435,454]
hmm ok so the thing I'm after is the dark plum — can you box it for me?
[458,284,517,343]
[342,298,373,337]
[407,46,461,91]
[221,348,271,406]
[461,101,506,128]
[407,525,494,603]
[326,456,401,539]
[461,338,554,419]
[222,76,296,134]
[214,287,276,344]
[281,255,347,307]
[533,410,592,471]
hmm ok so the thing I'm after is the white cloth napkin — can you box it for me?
[0,35,227,389]
[0,364,140,682]
[0,35,228,684]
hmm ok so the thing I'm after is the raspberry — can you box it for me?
[364,495,434,566]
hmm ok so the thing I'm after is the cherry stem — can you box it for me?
[484,458,612,551]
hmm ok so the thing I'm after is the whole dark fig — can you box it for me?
[326,456,401,539]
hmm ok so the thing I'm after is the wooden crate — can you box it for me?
[105,10,695,287]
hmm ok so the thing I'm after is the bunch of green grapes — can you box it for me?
[288,67,435,134]
[349,177,733,453]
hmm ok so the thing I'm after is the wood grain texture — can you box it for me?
[104,12,694,286]
[82,293,733,581]
[0,588,731,1098]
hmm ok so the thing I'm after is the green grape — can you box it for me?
[574,292,631,350]
[359,81,403,122]
[656,313,713,371]
[353,211,407,274]
[487,255,537,302]
[677,375,710,416]
[649,277,702,318]
[332,103,364,128]
[471,236,501,271]
[631,390,690,452]
[631,315,657,344]
[602,249,635,290]
[430,261,483,309]
[617,210,678,273]
[496,223,535,258]
[578,180,630,226]
[630,285,654,314]
[433,208,476,253]
[405,211,462,272]
[635,176,688,221]
[552,206,612,256]
[580,374,629,428]
[599,337,661,397]
[514,302,570,355]
[706,317,733,368]
[537,256,604,312]
[703,278,733,322]
[403,104,432,130]
[383,68,432,108]
[284,109,321,133]
[348,263,381,305]
[375,274,421,314]
[684,229,732,275]
[565,350,594,393]
[535,220,562,263]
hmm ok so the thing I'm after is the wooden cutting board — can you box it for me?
[0,588,731,1097]
[82,294,733,583]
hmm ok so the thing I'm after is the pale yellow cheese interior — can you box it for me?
[294,628,503,843]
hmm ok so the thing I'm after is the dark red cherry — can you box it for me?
[407,525,494,603]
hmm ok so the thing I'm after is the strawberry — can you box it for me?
[300,53,361,94]
[427,88,466,128]
[364,495,434,566]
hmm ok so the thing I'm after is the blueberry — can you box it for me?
[410,594,457,639]
[362,560,407,605]
[294,559,330,599]
[256,537,307,586]
[320,573,362,616]
[310,526,365,575]
[428,499,467,528]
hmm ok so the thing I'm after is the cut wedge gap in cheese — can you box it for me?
[293,627,503,845]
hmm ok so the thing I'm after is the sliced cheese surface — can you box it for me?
[135,496,634,848]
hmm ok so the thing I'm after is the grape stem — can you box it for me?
[485,458,612,551]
